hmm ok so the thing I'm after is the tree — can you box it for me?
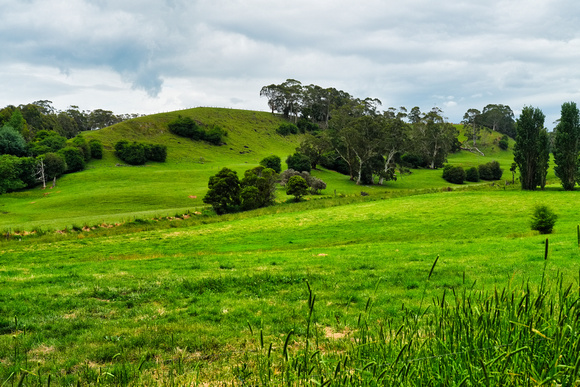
[536,128,550,190]
[378,108,409,184]
[462,108,481,146]
[259,155,282,173]
[442,165,465,184]
[480,104,516,138]
[297,134,331,170]
[203,168,241,214]
[59,146,85,172]
[0,125,27,156]
[0,155,26,194]
[260,79,303,121]
[286,175,309,201]
[412,108,458,169]
[89,139,104,159]
[241,166,278,209]
[286,152,311,173]
[513,106,546,190]
[553,102,580,190]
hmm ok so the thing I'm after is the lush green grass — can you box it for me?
[1,109,575,384]
[2,188,580,384]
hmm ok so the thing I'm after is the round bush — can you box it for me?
[442,165,465,184]
[531,205,558,234]
[465,167,479,182]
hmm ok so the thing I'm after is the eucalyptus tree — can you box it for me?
[412,107,457,169]
[462,108,481,146]
[480,104,516,137]
[378,107,410,185]
[553,102,580,190]
[260,79,303,121]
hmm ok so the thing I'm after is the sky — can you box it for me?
[2,0,580,129]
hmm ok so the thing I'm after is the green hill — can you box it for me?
[1,108,528,232]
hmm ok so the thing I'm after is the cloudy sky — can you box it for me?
[2,0,580,129]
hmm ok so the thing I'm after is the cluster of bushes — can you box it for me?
[443,160,504,184]
[203,166,279,214]
[0,128,104,194]
[276,119,319,136]
[279,169,327,194]
[167,116,226,145]
[286,152,312,173]
[114,140,167,165]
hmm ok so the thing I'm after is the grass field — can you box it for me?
[1,109,578,385]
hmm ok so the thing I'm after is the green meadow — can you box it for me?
[1,108,579,385]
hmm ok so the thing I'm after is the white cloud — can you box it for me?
[1,0,580,128]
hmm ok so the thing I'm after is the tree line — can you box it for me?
[261,79,463,185]
[0,100,138,194]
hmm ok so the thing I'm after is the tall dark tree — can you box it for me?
[553,102,580,190]
[513,106,546,190]
[260,79,303,121]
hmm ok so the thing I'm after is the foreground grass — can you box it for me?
[1,189,580,384]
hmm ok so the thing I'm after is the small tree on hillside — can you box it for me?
[259,155,282,173]
[286,175,309,201]
[203,168,241,214]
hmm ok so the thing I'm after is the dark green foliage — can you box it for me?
[498,135,509,150]
[553,102,580,190]
[115,141,146,165]
[276,122,299,136]
[240,167,278,209]
[143,143,167,162]
[514,106,547,190]
[240,185,261,211]
[296,118,319,133]
[286,152,311,173]
[115,141,166,164]
[29,131,67,156]
[59,146,85,172]
[286,175,309,201]
[442,165,465,184]
[204,125,226,145]
[168,116,224,144]
[530,205,558,234]
[319,150,350,175]
[0,125,27,156]
[89,139,103,159]
[259,155,282,173]
[168,116,203,139]
[17,157,37,188]
[465,167,479,182]
[40,152,67,179]
[401,153,427,168]
[478,160,503,180]
[0,155,26,193]
[70,135,91,161]
[203,168,242,214]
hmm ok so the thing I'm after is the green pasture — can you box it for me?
[2,188,580,384]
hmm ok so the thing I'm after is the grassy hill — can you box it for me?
[1,108,527,232]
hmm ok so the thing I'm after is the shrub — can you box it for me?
[89,139,103,159]
[286,152,311,173]
[297,118,319,133]
[401,153,426,168]
[286,175,309,201]
[276,123,299,136]
[70,135,91,161]
[259,155,282,173]
[465,167,479,182]
[59,146,85,172]
[442,165,465,184]
[116,142,146,165]
[144,143,167,162]
[0,125,27,156]
[204,125,225,145]
[499,135,509,150]
[531,205,558,234]
[479,160,503,180]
